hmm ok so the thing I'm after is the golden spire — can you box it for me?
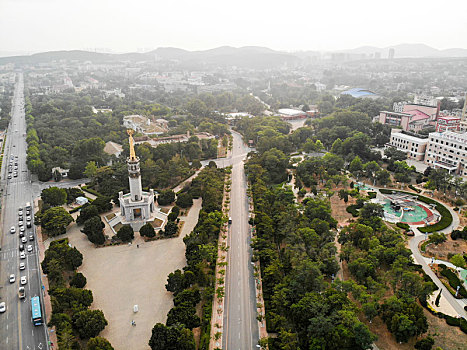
[127,129,136,161]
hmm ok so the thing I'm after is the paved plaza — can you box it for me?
[46,199,202,349]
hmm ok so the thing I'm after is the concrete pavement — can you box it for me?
[0,73,49,350]
[223,131,259,350]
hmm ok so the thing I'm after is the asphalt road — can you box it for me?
[0,73,49,350]
[223,131,259,350]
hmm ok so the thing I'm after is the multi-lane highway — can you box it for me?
[0,73,49,350]
[223,131,259,349]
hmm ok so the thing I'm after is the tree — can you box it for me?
[349,156,363,177]
[163,221,178,237]
[166,269,192,295]
[92,196,113,213]
[414,336,435,350]
[158,189,175,205]
[148,323,195,350]
[84,161,98,180]
[450,254,466,269]
[384,147,407,161]
[41,187,67,206]
[176,192,193,208]
[117,225,134,242]
[77,205,100,225]
[40,207,74,236]
[139,223,155,238]
[166,303,201,329]
[359,203,384,220]
[73,309,108,339]
[70,272,87,288]
[81,216,106,245]
[87,337,114,350]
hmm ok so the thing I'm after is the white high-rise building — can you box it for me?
[424,131,467,177]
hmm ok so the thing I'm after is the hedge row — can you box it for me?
[81,186,103,197]
[439,265,467,298]
[396,222,410,230]
[408,184,422,193]
[377,189,453,233]
[420,298,467,334]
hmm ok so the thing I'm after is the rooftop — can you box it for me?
[341,88,377,98]
[429,131,467,142]
[103,141,123,155]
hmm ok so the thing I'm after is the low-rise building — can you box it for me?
[389,130,428,161]
[435,115,460,132]
[425,131,467,176]
[379,110,431,132]
[123,115,167,135]
[277,108,307,120]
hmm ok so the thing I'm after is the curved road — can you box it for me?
[408,198,467,317]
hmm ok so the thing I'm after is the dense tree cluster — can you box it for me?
[150,165,226,350]
[42,239,111,348]
[246,154,375,349]
[338,208,436,343]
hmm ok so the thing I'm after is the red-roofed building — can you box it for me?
[378,109,431,132]
[435,115,460,132]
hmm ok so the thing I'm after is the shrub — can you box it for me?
[77,205,99,225]
[176,192,193,208]
[346,205,359,217]
[428,232,447,245]
[367,191,377,199]
[396,222,410,230]
[408,184,422,193]
[81,186,102,197]
[73,309,108,339]
[439,266,467,298]
[92,196,113,213]
[70,272,87,288]
[414,336,435,350]
[158,190,175,206]
[435,290,441,307]
[139,223,155,238]
[117,225,134,242]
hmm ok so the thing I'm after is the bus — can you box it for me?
[31,296,42,326]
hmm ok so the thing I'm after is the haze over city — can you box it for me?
[1,1,467,350]
[1,0,467,55]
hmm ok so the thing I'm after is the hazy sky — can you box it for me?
[1,0,467,54]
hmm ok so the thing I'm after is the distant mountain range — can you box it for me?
[0,44,466,68]
[338,43,467,58]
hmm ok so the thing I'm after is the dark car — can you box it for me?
[19,244,24,251]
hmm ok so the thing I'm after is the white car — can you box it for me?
[0,302,6,313]
[21,237,27,244]
[20,226,25,232]
[20,252,26,259]
[10,226,16,234]
[9,274,15,283]
[18,221,23,227]
[20,276,27,285]
[27,245,33,253]
[19,262,25,270]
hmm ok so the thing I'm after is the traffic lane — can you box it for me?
[224,161,257,349]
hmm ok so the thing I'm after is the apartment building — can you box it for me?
[425,131,467,176]
[389,130,428,161]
